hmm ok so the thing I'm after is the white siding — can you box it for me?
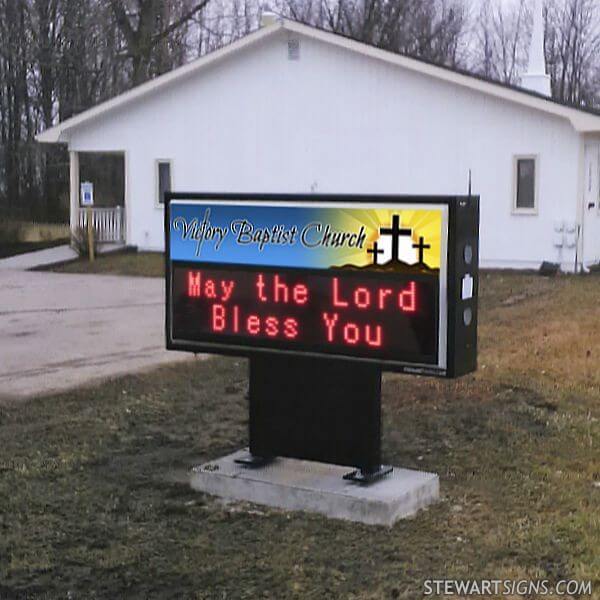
[68,31,583,269]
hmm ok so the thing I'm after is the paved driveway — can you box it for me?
[0,269,191,402]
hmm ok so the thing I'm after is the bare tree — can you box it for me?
[0,0,219,220]
[471,0,530,85]
[194,0,260,55]
[108,0,211,85]
[3,0,600,224]
[545,0,600,106]
[0,0,33,210]
[276,0,469,67]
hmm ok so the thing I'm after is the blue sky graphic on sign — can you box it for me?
[169,201,443,272]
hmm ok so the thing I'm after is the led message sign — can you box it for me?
[171,266,439,364]
[166,194,479,376]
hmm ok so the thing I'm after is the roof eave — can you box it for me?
[573,114,600,133]
[33,17,600,144]
[283,20,600,133]
[35,128,63,143]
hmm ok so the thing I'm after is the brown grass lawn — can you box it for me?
[0,270,599,599]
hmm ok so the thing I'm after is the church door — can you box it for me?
[583,142,600,266]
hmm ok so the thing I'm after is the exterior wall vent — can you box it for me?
[288,38,300,61]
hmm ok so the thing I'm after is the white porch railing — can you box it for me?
[78,206,124,243]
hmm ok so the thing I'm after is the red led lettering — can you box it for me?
[233,305,240,332]
[399,281,417,312]
[354,287,370,309]
[378,288,392,309]
[343,323,360,345]
[212,304,226,331]
[188,271,235,301]
[247,315,260,335]
[265,316,278,337]
[274,275,289,303]
[188,271,201,297]
[323,312,338,342]
[293,284,309,305]
[253,274,311,305]
[204,279,216,298]
[181,268,425,355]
[283,318,299,339]
[221,281,235,302]
[365,324,382,347]
[256,274,267,302]
[332,278,348,307]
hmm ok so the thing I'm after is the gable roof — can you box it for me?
[36,17,600,143]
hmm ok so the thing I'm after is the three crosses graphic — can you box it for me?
[368,214,430,266]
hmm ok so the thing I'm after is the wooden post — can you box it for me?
[87,207,95,262]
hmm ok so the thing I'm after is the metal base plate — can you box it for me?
[343,465,393,484]
[233,450,272,468]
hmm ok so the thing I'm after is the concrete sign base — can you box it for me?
[190,449,439,526]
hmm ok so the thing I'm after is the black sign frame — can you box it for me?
[165,193,479,378]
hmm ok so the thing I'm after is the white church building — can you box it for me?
[36,6,600,272]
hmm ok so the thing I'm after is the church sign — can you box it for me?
[166,194,478,378]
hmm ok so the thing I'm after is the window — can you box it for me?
[156,160,172,205]
[514,156,537,213]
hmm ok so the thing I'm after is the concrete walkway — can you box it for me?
[0,244,78,270]
[0,269,192,402]
[0,243,128,271]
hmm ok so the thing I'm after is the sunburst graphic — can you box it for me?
[329,208,442,270]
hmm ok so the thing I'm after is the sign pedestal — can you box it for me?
[237,355,392,482]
